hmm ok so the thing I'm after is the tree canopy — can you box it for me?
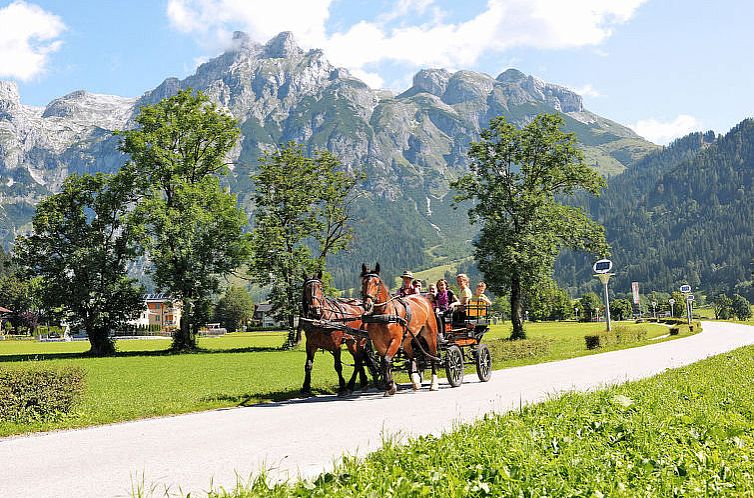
[15,173,143,355]
[452,114,608,339]
[119,89,250,350]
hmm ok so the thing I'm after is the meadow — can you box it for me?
[226,342,754,497]
[0,321,676,437]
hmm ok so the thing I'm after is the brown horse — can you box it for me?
[360,263,440,396]
[300,273,376,396]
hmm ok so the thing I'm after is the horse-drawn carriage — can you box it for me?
[300,264,492,397]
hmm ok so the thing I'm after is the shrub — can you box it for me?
[0,367,86,422]
[669,321,702,336]
[487,338,552,362]
[584,325,648,350]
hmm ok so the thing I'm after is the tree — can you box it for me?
[712,293,733,320]
[731,294,752,321]
[119,89,251,351]
[214,286,254,332]
[452,114,608,339]
[14,173,144,355]
[611,298,633,321]
[526,278,572,321]
[579,292,602,322]
[671,291,688,318]
[249,142,361,344]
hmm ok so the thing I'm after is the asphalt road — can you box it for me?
[2,321,753,497]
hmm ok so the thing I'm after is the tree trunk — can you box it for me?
[173,297,197,351]
[510,277,526,340]
[87,327,115,356]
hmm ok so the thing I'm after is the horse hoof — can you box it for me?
[430,374,439,391]
[337,390,351,397]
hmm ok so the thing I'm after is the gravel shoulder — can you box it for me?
[2,321,752,498]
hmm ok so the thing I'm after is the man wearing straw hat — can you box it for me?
[397,270,420,297]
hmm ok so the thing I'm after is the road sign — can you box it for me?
[593,259,613,274]
[687,294,695,302]
[680,284,691,293]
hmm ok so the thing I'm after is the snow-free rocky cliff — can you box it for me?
[0,31,657,282]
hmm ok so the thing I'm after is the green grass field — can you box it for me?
[0,321,675,437]
[223,342,754,497]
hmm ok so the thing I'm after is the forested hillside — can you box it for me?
[556,123,754,299]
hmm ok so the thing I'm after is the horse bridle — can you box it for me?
[303,278,326,318]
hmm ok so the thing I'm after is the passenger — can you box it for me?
[397,270,420,297]
[412,279,423,294]
[468,281,492,318]
[434,279,459,313]
[455,273,473,323]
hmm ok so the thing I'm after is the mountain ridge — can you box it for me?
[0,31,659,286]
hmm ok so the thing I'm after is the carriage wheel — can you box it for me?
[475,344,492,382]
[445,345,464,388]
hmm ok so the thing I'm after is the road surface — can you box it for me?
[2,321,753,497]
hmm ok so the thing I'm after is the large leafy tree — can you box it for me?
[214,285,254,332]
[731,294,752,321]
[453,114,609,339]
[119,89,251,351]
[250,142,361,344]
[15,173,144,355]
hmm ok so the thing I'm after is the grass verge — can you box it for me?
[220,341,754,497]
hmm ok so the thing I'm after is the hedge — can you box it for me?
[0,367,86,422]
[669,320,702,336]
[487,337,552,362]
[584,325,648,350]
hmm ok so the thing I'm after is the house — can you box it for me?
[253,303,285,327]
[133,293,182,330]
[0,306,11,332]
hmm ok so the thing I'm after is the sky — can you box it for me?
[1,0,753,145]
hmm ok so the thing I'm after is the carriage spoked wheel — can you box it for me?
[445,345,464,388]
[475,343,492,382]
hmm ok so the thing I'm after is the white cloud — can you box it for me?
[631,114,703,145]
[0,1,65,81]
[166,0,646,88]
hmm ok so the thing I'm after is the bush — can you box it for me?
[584,325,648,350]
[669,320,702,336]
[0,367,86,422]
[487,338,552,362]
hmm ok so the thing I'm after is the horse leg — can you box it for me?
[333,348,349,396]
[430,358,439,391]
[357,345,370,390]
[345,345,361,393]
[363,342,382,389]
[410,357,421,391]
[301,343,315,396]
[382,337,402,396]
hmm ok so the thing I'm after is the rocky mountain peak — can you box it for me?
[496,68,527,84]
[412,69,451,97]
[263,31,303,59]
[0,81,20,120]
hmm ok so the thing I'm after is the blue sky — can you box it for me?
[1,0,753,144]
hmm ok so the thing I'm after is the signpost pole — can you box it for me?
[669,298,675,318]
[602,278,612,332]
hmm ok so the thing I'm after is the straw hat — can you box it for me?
[401,270,414,279]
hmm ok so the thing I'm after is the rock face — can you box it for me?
[0,31,657,282]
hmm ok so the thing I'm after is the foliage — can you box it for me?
[713,293,734,320]
[249,142,361,342]
[525,278,572,321]
[14,173,144,355]
[584,324,649,350]
[119,89,250,351]
[486,337,552,362]
[671,291,689,318]
[610,298,633,321]
[731,294,752,321]
[214,286,254,332]
[577,292,602,321]
[0,366,85,422]
[559,124,754,300]
[452,113,608,340]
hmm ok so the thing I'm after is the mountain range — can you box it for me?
[13,31,749,295]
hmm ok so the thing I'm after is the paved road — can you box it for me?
[3,321,753,497]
